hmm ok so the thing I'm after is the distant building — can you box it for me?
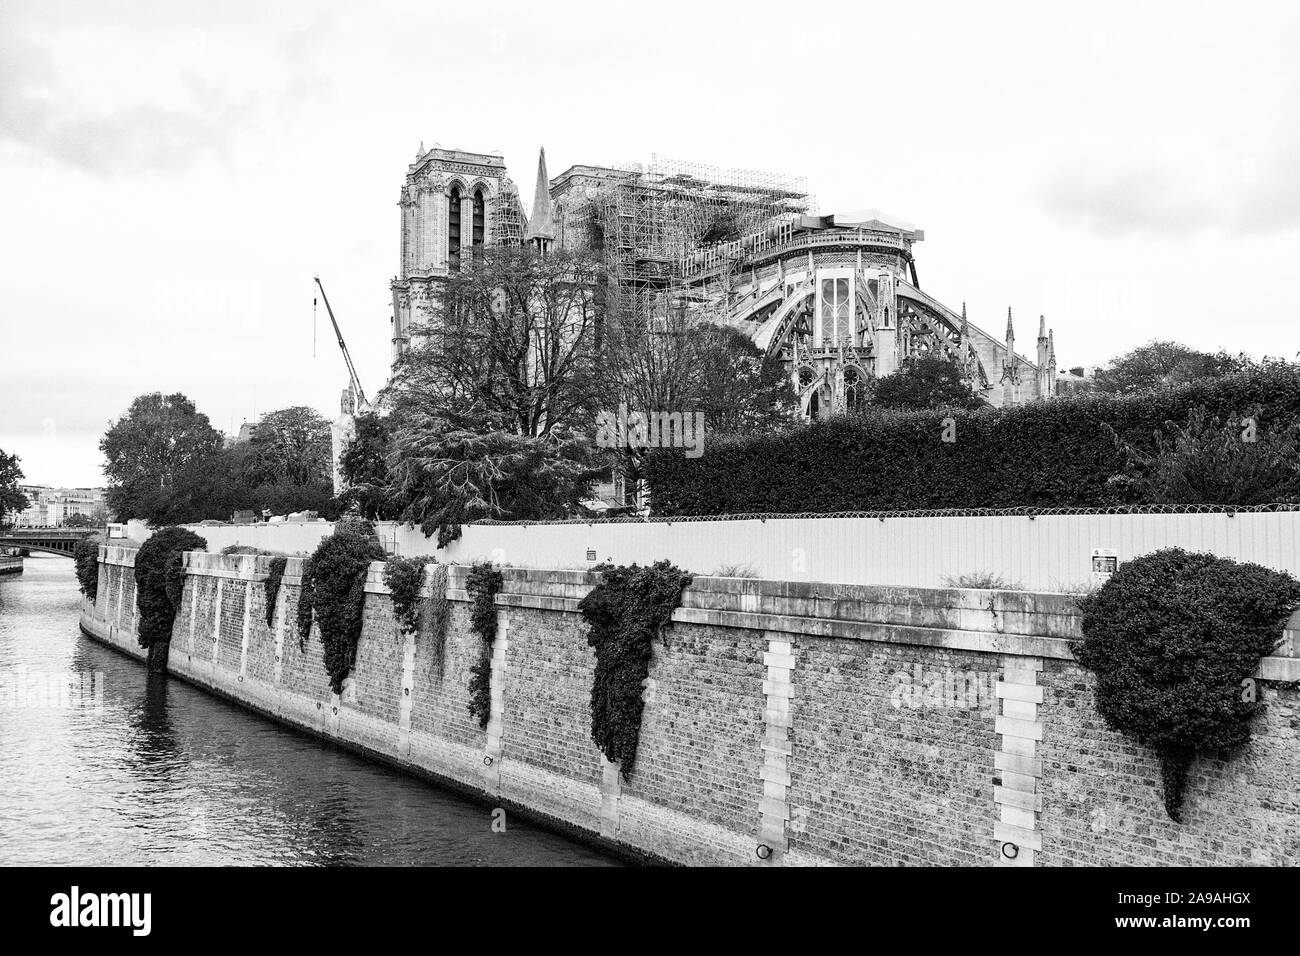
[13,485,107,527]
[390,144,1062,416]
[224,419,261,448]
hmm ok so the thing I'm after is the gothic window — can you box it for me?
[472,188,485,258]
[448,185,462,271]
[820,277,850,345]
[843,367,863,411]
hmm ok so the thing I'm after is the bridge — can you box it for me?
[0,528,102,557]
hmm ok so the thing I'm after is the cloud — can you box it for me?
[1038,167,1206,238]
[0,13,330,176]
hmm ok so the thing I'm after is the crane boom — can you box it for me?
[313,277,367,409]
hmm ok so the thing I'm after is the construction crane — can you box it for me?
[313,276,368,410]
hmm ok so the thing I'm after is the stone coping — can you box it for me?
[94,548,1300,669]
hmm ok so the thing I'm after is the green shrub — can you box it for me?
[578,561,691,778]
[73,534,103,601]
[383,555,431,636]
[645,367,1300,515]
[465,562,503,728]
[299,530,385,694]
[1075,548,1300,821]
[264,556,288,628]
[134,527,208,671]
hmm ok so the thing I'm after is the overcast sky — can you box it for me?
[2,0,1297,487]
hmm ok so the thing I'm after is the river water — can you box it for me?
[0,558,617,866]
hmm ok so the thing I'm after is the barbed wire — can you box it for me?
[472,502,1300,526]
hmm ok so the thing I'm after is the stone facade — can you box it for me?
[84,548,1300,866]
[388,144,1060,413]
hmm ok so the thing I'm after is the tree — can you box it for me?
[381,246,605,542]
[63,513,97,529]
[690,324,797,434]
[1092,341,1247,395]
[1105,404,1300,505]
[0,448,29,524]
[339,411,400,520]
[101,393,223,521]
[871,354,985,410]
[245,406,333,486]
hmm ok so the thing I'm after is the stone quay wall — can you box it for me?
[81,545,1300,866]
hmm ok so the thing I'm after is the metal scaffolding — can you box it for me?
[591,156,810,333]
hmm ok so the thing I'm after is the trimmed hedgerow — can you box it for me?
[644,367,1300,515]
[134,527,208,672]
[465,562,503,728]
[1075,547,1300,821]
[298,530,386,694]
[578,561,692,779]
[264,556,288,628]
[73,534,102,601]
[383,555,430,636]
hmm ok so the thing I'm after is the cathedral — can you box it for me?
[389,144,1059,416]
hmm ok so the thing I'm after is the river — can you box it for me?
[0,557,617,866]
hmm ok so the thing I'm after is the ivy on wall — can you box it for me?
[465,562,503,728]
[134,527,208,673]
[295,558,314,651]
[383,555,430,636]
[1075,547,1300,821]
[73,534,102,602]
[264,556,288,629]
[578,561,691,779]
[296,530,385,694]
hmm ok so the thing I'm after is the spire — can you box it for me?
[1038,314,1047,339]
[960,301,968,341]
[416,140,424,160]
[525,147,555,246]
[1005,307,1015,350]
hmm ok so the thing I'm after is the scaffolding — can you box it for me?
[592,155,811,333]
[488,177,528,247]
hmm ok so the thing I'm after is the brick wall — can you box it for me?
[83,548,1300,867]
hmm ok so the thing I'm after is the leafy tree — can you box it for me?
[0,448,29,523]
[382,247,604,541]
[1105,404,1300,504]
[688,324,797,435]
[101,393,223,521]
[1093,341,1248,395]
[871,354,985,410]
[244,406,333,486]
[63,513,98,529]
[339,411,400,520]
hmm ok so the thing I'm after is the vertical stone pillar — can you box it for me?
[396,627,417,759]
[211,578,224,665]
[187,578,198,654]
[239,580,252,678]
[272,587,286,686]
[757,634,796,865]
[481,608,509,794]
[994,656,1044,866]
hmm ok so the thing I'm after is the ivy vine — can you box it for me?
[465,562,504,728]
[297,530,385,694]
[134,527,208,673]
[383,555,430,636]
[578,561,691,779]
[264,556,288,629]
[73,534,102,602]
[294,557,314,651]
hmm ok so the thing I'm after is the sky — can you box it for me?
[1,0,1298,487]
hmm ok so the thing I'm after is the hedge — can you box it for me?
[644,368,1300,515]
